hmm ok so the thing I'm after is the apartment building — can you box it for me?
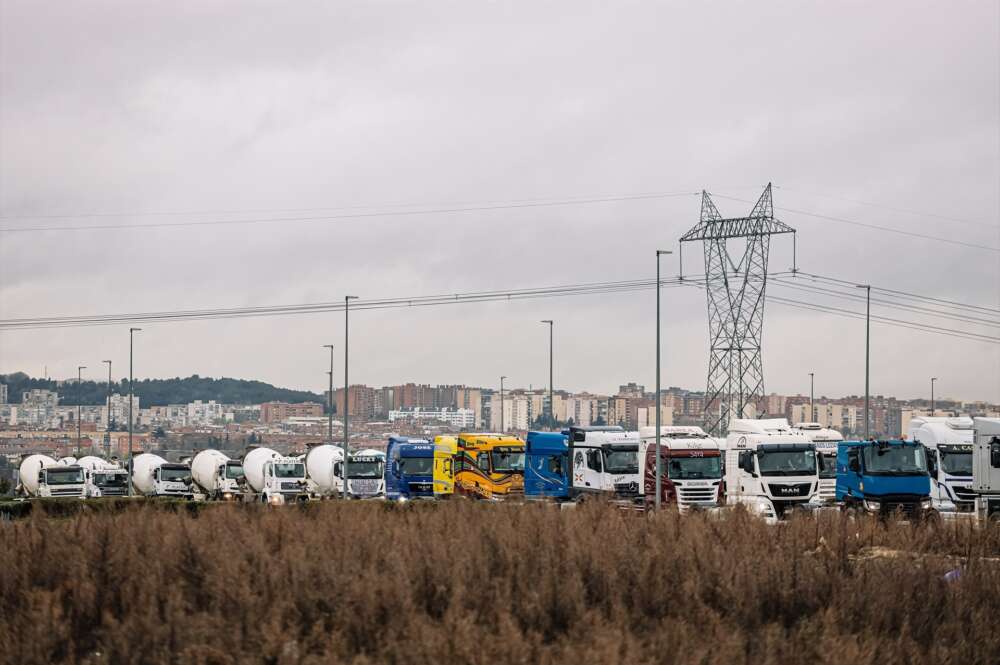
[260,401,325,424]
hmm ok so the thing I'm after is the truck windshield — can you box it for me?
[939,449,972,477]
[94,472,127,487]
[862,445,926,475]
[667,456,721,480]
[274,463,305,479]
[46,468,84,485]
[225,463,245,480]
[399,457,432,476]
[757,450,817,476]
[604,450,639,474]
[160,467,191,482]
[817,453,837,479]
[349,461,384,478]
[491,450,525,473]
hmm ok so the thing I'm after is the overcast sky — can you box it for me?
[1,1,998,403]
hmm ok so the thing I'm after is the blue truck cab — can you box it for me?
[524,431,569,499]
[385,436,434,500]
[836,440,932,517]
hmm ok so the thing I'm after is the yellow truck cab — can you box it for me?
[454,433,525,499]
[433,435,458,497]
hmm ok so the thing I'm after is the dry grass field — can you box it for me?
[1,500,998,665]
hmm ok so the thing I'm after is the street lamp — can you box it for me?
[102,359,112,458]
[809,372,815,422]
[323,345,334,444]
[343,296,358,500]
[127,327,141,496]
[540,320,553,427]
[499,376,507,433]
[655,249,672,510]
[77,366,87,456]
[855,285,871,438]
[931,377,937,417]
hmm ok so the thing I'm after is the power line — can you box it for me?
[0,191,699,233]
[711,193,1000,253]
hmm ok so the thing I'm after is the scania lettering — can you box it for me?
[724,419,818,521]
[385,437,435,500]
[639,426,722,511]
[908,416,975,512]
[836,439,932,517]
[972,418,1000,521]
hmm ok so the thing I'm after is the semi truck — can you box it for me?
[17,454,86,498]
[793,423,844,503]
[302,444,345,498]
[130,453,193,498]
[522,428,641,505]
[346,449,385,498]
[972,417,1000,521]
[724,418,819,521]
[433,436,458,497]
[638,426,722,511]
[242,447,307,504]
[908,416,975,513]
[77,456,129,498]
[836,439,932,518]
[453,433,525,499]
[190,449,244,501]
[385,436,434,500]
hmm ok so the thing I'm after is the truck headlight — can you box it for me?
[863,499,881,512]
[751,498,774,516]
[223,492,233,500]
[920,498,932,509]
[269,495,283,505]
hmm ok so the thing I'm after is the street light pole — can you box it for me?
[809,372,814,422]
[323,345,334,443]
[931,377,937,417]
[77,365,86,456]
[856,285,871,438]
[540,320,553,427]
[127,327,141,496]
[103,360,112,458]
[500,376,507,433]
[655,249,672,510]
[343,296,358,500]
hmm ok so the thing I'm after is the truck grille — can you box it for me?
[408,482,433,494]
[614,481,639,497]
[678,485,717,504]
[768,483,812,498]
[953,486,976,503]
[281,481,303,491]
[100,488,127,496]
[50,487,84,497]
[350,479,380,495]
[818,481,836,501]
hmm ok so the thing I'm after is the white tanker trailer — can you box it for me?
[77,455,129,498]
[17,454,86,498]
[190,449,244,501]
[303,444,345,498]
[130,453,193,498]
[243,447,307,504]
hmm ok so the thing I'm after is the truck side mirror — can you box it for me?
[848,458,860,473]
[926,449,938,476]
[991,439,1000,469]
[391,460,400,476]
[738,451,755,476]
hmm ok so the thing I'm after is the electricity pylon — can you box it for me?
[680,183,795,435]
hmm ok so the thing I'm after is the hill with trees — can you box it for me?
[0,372,324,406]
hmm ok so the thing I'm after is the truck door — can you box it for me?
[573,447,603,491]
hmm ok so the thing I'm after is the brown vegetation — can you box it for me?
[1,501,998,665]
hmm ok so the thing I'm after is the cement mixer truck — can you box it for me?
[303,444,345,498]
[242,447,308,504]
[77,456,129,498]
[130,453,193,498]
[17,454,86,498]
[190,449,244,501]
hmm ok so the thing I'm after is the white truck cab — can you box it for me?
[908,416,975,512]
[639,426,723,511]
[724,418,818,522]
[793,423,843,503]
[566,427,641,500]
[972,417,1000,521]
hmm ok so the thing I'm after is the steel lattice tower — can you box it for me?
[680,184,795,435]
